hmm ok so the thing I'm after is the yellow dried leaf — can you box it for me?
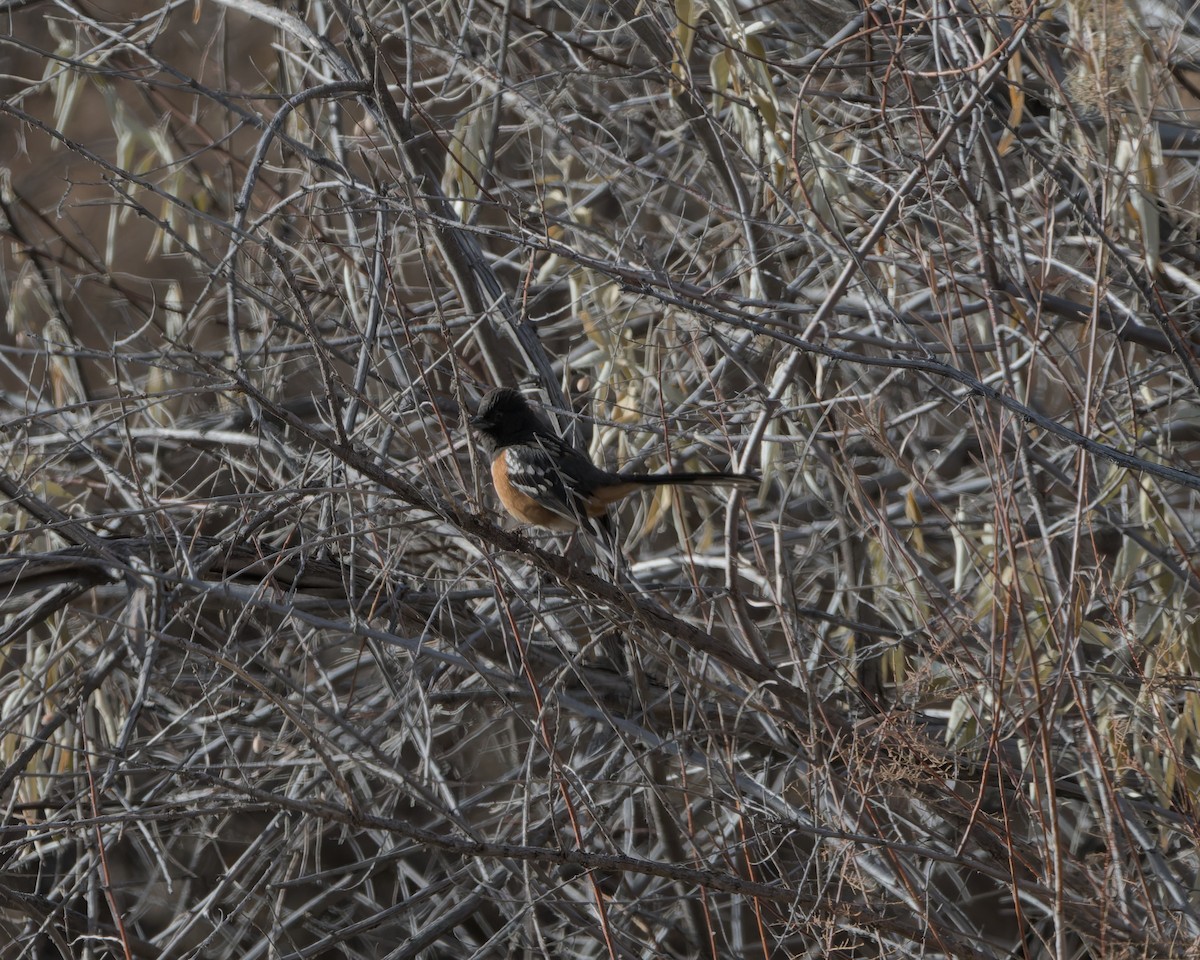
[997,54,1024,156]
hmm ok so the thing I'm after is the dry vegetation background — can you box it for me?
[2,0,1200,957]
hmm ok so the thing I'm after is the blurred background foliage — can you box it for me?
[2,0,1200,956]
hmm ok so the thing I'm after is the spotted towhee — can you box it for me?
[469,387,755,532]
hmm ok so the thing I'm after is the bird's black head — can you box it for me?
[469,388,542,450]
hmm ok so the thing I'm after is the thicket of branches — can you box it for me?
[3,0,1200,957]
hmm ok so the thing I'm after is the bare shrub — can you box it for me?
[2,1,1200,957]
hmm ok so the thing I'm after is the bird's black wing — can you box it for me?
[504,436,616,533]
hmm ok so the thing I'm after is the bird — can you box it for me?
[469,387,755,532]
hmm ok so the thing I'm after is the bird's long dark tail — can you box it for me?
[586,470,756,508]
[620,470,757,488]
